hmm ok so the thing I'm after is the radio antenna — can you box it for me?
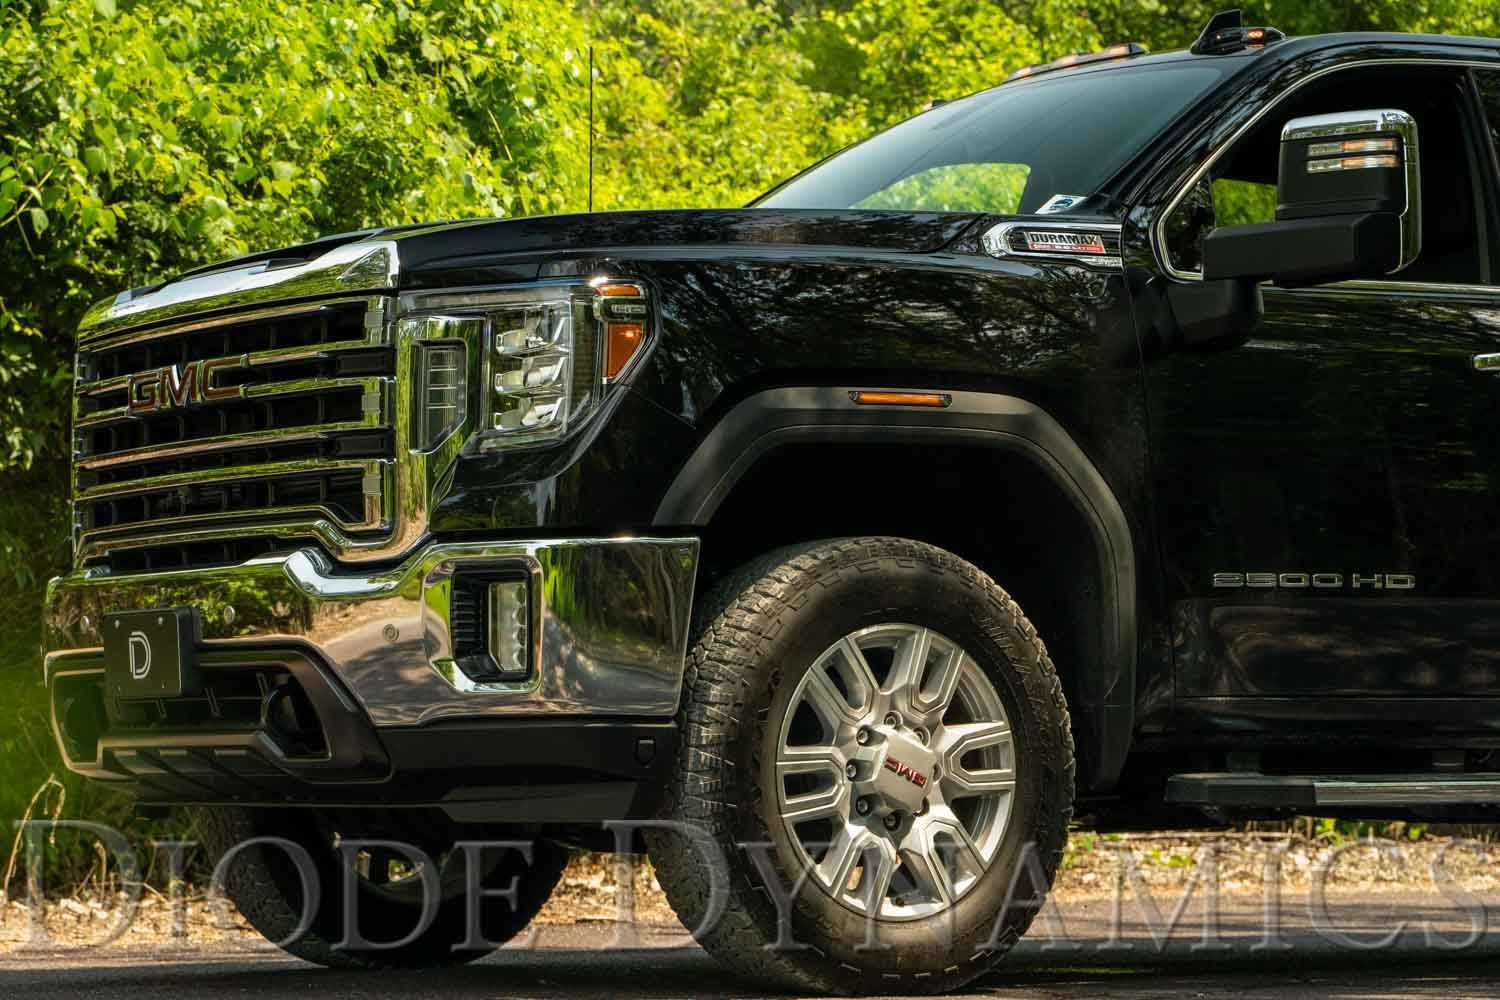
[588,45,595,213]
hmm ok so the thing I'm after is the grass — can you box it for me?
[0,582,153,897]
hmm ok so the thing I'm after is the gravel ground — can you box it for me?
[2,829,1497,952]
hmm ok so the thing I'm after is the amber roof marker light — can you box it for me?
[850,391,953,408]
[1190,9,1285,55]
[1005,43,1148,83]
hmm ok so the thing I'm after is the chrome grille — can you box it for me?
[72,298,395,568]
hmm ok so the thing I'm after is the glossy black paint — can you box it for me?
[1127,36,1500,744]
[380,33,1500,787]
[405,211,1150,547]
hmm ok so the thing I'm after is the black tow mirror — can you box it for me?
[1203,108,1420,286]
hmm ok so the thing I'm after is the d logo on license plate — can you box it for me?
[103,609,198,701]
[127,631,152,680]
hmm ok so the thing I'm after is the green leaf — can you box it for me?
[82,147,108,175]
[93,0,116,18]
[28,207,48,234]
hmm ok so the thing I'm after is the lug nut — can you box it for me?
[856,728,872,746]
[884,712,900,727]
[883,812,901,831]
[914,727,929,745]
[855,797,872,816]
[845,762,858,780]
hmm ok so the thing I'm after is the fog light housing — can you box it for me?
[449,572,534,685]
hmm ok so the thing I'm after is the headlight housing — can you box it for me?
[404,279,651,453]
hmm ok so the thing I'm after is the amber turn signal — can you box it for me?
[604,322,645,380]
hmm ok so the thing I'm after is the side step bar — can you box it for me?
[1166,772,1500,808]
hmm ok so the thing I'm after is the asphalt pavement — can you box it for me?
[5,893,1500,998]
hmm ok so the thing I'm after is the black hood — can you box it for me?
[388,209,983,288]
[79,209,985,339]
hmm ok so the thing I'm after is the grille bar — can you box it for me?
[77,375,383,433]
[72,297,395,570]
[77,422,385,473]
[77,338,384,410]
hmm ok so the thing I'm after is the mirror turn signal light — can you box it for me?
[1307,138,1398,157]
[1307,154,1399,173]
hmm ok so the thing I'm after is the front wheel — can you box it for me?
[196,808,568,969]
[648,537,1075,995]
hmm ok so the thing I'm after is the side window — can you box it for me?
[1477,69,1500,153]
[1163,65,1491,285]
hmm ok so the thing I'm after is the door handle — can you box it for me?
[1475,354,1500,373]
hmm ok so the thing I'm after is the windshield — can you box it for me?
[757,61,1232,215]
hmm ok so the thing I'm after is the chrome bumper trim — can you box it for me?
[45,536,700,727]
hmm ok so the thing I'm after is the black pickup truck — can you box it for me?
[40,11,1500,994]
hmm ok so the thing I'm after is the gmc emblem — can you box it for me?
[127,357,246,416]
[883,756,929,788]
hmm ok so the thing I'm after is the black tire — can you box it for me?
[196,807,568,969]
[647,537,1074,995]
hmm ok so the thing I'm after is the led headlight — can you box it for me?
[483,280,650,446]
[403,279,651,453]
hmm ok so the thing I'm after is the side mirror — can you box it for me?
[1203,108,1420,286]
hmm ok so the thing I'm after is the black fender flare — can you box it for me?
[653,386,1137,792]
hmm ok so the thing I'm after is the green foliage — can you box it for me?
[794,0,1052,129]
[1212,177,1279,228]
[857,163,1030,214]
[586,0,861,209]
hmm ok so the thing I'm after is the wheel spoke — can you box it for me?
[777,745,850,824]
[898,841,955,907]
[940,720,1015,797]
[835,637,880,714]
[782,784,850,824]
[884,626,932,697]
[937,720,1012,757]
[802,664,864,732]
[858,841,899,914]
[942,761,1016,797]
[817,826,870,895]
[925,808,987,873]
[914,646,966,717]
[778,742,846,772]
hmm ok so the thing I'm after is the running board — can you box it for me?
[1166,772,1500,808]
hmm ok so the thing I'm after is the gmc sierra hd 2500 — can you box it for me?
[41,11,1500,994]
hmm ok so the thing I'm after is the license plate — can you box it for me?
[103,609,198,700]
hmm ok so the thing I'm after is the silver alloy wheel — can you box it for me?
[775,624,1016,921]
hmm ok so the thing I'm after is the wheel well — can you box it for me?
[698,440,1106,786]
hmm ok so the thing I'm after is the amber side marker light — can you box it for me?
[595,281,648,381]
[850,391,952,408]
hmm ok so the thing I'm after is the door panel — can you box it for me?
[1149,285,1500,700]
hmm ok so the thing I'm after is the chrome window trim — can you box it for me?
[1151,55,1500,285]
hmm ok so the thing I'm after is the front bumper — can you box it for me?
[43,535,698,808]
